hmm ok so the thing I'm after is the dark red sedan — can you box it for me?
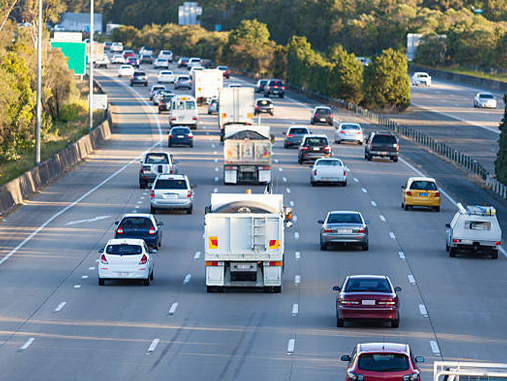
[333,275,401,327]
[341,343,424,381]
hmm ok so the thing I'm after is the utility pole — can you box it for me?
[35,0,42,165]
[88,0,94,131]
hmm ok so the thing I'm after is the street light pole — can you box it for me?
[88,0,94,132]
[35,0,42,165]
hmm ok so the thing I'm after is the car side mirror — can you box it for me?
[98,248,104,254]
[445,223,451,228]
[415,356,425,363]
[341,355,351,362]
[157,221,164,226]
[282,131,286,135]
[401,185,405,189]
[317,219,324,224]
[149,248,157,254]
[191,184,196,189]
[365,220,369,225]
[114,221,119,225]
[394,286,402,292]
[205,205,212,214]
[332,286,340,291]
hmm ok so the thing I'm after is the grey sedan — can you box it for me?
[318,211,368,251]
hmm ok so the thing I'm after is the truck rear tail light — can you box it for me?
[192,117,197,121]
[221,113,227,118]
[260,166,270,170]
[151,190,155,198]
[149,227,155,235]
[496,241,501,245]
[206,261,219,266]
[225,165,237,170]
[100,254,108,264]
[117,227,123,234]
[171,117,176,121]
[266,261,282,266]
[139,254,148,264]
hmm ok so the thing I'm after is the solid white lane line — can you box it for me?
[194,251,201,260]
[73,285,81,289]
[214,177,219,182]
[295,251,300,260]
[81,275,89,279]
[379,215,386,222]
[286,188,291,193]
[353,178,359,182]
[294,232,300,240]
[283,177,287,182]
[279,168,283,172]
[169,302,179,315]
[361,188,367,193]
[430,340,441,355]
[183,274,192,284]
[419,304,428,317]
[88,267,95,270]
[294,275,301,285]
[19,338,34,351]
[147,338,160,353]
[399,252,405,260]
[389,232,396,239]
[289,201,294,207]
[213,188,218,193]
[371,201,377,207]
[54,302,67,312]
[287,339,296,355]
[292,304,299,316]
[286,94,312,109]
[408,275,416,285]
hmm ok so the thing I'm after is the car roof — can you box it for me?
[288,125,309,131]
[257,98,271,102]
[314,106,331,110]
[328,210,361,215]
[170,126,191,130]
[145,151,169,157]
[357,343,409,354]
[347,274,388,280]
[339,122,361,127]
[407,176,436,183]
[156,174,187,180]
[316,157,341,162]
[304,134,327,138]
[121,213,152,219]
[106,238,146,245]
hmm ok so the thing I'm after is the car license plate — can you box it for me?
[338,228,352,234]
[320,118,326,122]
[177,135,184,138]
[322,178,330,181]
[163,193,177,199]
[242,166,255,172]
[362,300,375,305]
[313,147,320,151]
[462,239,473,245]
[235,264,253,270]
[119,272,130,277]
[420,193,428,197]
[380,151,387,155]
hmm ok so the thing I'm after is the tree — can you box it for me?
[328,44,363,103]
[362,48,410,110]
[495,94,507,183]
[415,34,448,65]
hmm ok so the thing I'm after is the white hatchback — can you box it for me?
[118,65,134,77]
[111,54,126,64]
[98,239,155,286]
[154,58,169,69]
[157,70,175,83]
[411,72,432,86]
[335,122,363,144]
[310,158,347,186]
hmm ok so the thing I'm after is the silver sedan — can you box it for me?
[310,158,347,186]
[318,211,368,251]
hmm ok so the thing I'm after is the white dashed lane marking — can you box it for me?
[19,338,34,351]
[54,302,67,312]
[169,303,179,315]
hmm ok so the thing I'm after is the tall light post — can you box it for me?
[88,0,94,132]
[35,0,42,165]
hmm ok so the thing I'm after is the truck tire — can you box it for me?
[449,247,456,257]
[492,250,499,259]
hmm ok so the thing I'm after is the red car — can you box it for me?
[341,343,424,381]
[123,50,135,59]
[333,275,401,327]
[217,65,231,79]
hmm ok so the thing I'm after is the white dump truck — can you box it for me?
[445,204,502,259]
[193,69,223,105]
[218,87,254,138]
[434,361,507,381]
[204,192,292,293]
[223,125,271,184]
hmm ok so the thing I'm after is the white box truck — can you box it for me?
[204,192,292,293]
[434,361,507,381]
[193,69,223,105]
[218,87,254,138]
[223,125,271,184]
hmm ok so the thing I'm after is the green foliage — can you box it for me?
[363,48,410,110]
[415,34,448,65]
[328,44,364,104]
[495,94,507,181]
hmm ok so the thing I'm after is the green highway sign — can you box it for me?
[50,41,86,75]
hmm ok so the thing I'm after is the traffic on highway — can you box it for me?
[0,44,506,381]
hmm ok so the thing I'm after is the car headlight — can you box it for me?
[347,370,364,381]
[403,373,420,381]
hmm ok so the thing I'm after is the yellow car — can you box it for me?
[401,177,440,212]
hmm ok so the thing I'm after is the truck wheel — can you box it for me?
[492,250,499,259]
[98,278,105,286]
[336,318,344,327]
[449,247,456,257]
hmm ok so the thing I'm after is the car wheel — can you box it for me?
[392,157,398,162]
[270,112,274,116]
[320,241,327,251]
[391,319,400,328]
[361,242,369,251]
[151,206,157,214]
[98,277,105,286]
[435,206,440,212]
[144,82,148,86]
[329,122,333,126]
[130,83,133,86]
[311,180,316,186]
[279,94,284,98]
[310,120,314,125]
[186,207,193,214]
[190,143,193,148]
[168,142,171,147]
[367,155,372,161]
[449,247,456,257]
[342,180,347,187]
[336,318,344,327]
[358,141,363,145]
[492,250,499,259]
[207,111,211,115]
[404,203,410,211]
[150,270,154,280]
[143,277,150,286]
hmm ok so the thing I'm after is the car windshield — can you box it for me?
[327,213,362,224]
[134,72,146,77]
[257,100,271,105]
[479,93,494,99]
[465,221,491,230]
[289,128,309,135]
[106,244,142,255]
[260,80,267,85]
[158,59,168,62]
[341,124,360,130]
[316,108,331,115]
[345,278,391,292]
[317,159,343,166]
[120,217,153,229]
[372,135,396,144]
[145,154,169,164]
[410,181,437,190]
[418,73,429,77]
[172,128,190,134]
[155,179,188,190]
[160,71,172,75]
[305,137,328,146]
[357,353,409,372]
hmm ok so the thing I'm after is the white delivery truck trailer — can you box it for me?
[193,69,223,105]
[223,125,271,184]
[434,361,507,381]
[218,87,254,139]
[204,192,292,293]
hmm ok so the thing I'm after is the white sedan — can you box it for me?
[310,158,347,186]
[411,72,432,86]
[335,122,363,144]
[118,64,134,77]
[154,58,169,69]
[474,92,497,108]
[111,54,126,64]
[157,70,175,83]
[98,238,155,286]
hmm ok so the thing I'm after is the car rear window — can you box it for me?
[304,137,328,146]
[327,213,362,224]
[289,128,309,135]
[341,124,360,130]
[372,134,396,144]
[106,244,142,255]
[357,353,409,372]
[155,179,188,190]
[410,181,437,190]
[345,278,391,292]
[270,80,283,86]
[120,217,153,229]
[160,71,172,75]
[178,76,190,81]
[257,99,272,105]
[317,159,343,166]
[171,128,190,134]
[316,108,331,115]
[479,93,494,99]
[145,154,169,164]
[134,72,146,77]
[465,221,491,230]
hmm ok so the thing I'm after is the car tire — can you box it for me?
[362,243,369,251]
[150,270,154,280]
[190,143,193,148]
[186,207,193,214]
[310,120,314,125]
[329,122,333,126]
[392,157,398,162]
[336,318,344,327]
[151,206,157,214]
[311,180,316,186]
[320,241,327,251]
[270,112,274,116]
[341,180,347,187]
[391,319,400,328]
[449,247,456,257]
[130,83,133,86]
[492,250,499,259]
[98,278,105,286]
[358,141,363,145]
[435,206,440,212]
[445,242,449,252]
[144,82,148,87]
[168,142,171,147]
[367,155,372,161]
[143,277,150,286]
[404,203,410,211]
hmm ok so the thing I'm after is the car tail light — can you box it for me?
[171,117,176,121]
[282,86,285,90]
[341,299,360,305]
[314,113,318,117]
[340,131,345,134]
[274,86,278,88]
[287,134,293,137]
[378,300,396,305]
[266,86,270,89]
[193,117,197,121]
[357,131,361,134]
[435,191,440,197]
[354,227,366,233]
[330,114,333,118]
[452,239,458,242]
[139,254,148,264]
[187,190,192,198]
[188,133,193,138]
[314,170,317,176]
[323,228,332,233]
[260,166,270,170]
[301,146,309,151]
[149,227,155,235]
[100,253,108,264]
[324,146,331,152]
[406,191,412,196]
[395,143,399,151]
[343,170,346,176]
[496,241,501,245]
[131,76,135,80]
[117,227,123,234]
[347,371,364,381]
[151,190,155,198]
[403,373,420,381]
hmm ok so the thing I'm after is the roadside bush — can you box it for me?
[495,94,507,181]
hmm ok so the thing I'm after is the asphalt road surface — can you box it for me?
[0,61,505,381]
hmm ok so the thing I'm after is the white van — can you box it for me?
[170,95,198,129]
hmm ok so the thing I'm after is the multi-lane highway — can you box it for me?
[0,60,505,381]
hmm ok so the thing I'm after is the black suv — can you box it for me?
[298,134,332,164]
[130,71,148,86]
[311,106,333,125]
[364,132,399,162]
[264,79,285,98]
